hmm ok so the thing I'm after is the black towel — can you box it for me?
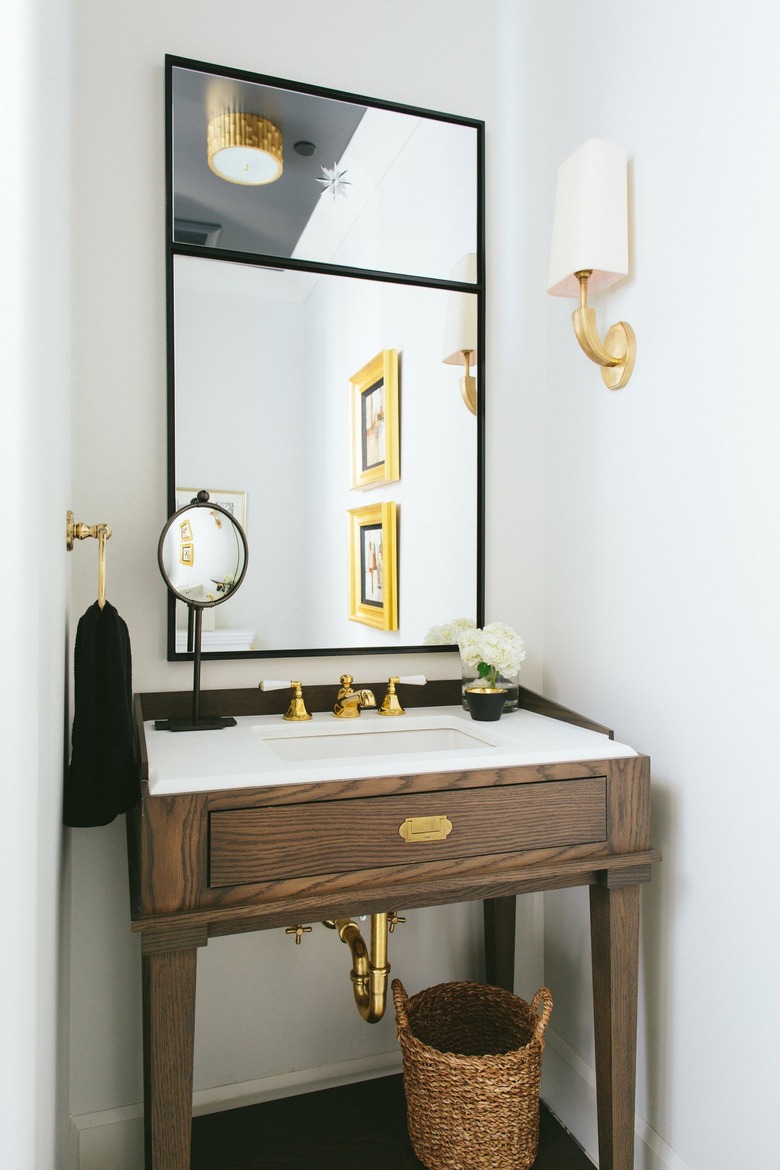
[64,600,139,827]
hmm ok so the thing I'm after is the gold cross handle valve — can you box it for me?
[285,924,313,945]
[388,911,406,933]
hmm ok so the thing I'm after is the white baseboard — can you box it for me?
[69,1050,403,1170]
[542,1029,693,1170]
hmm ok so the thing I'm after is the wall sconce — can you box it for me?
[442,253,478,415]
[207,112,283,185]
[547,139,635,390]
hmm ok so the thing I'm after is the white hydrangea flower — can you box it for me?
[424,617,476,646]
[480,622,527,675]
[457,626,488,669]
[458,621,526,685]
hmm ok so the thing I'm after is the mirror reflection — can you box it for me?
[173,257,478,652]
[167,57,484,660]
[171,60,478,280]
[158,494,248,606]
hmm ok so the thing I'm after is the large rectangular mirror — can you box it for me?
[166,56,484,659]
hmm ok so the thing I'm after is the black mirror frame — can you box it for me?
[165,54,485,662]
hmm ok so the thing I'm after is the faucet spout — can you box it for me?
[333,674,376,718]
[333,913,389,1023]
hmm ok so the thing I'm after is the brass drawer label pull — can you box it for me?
[399,815,453,843]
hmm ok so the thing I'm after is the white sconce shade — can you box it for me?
[442,252,478,364]
[547,138,628,298]
[442,253,478,414]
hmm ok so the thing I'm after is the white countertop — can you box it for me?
[144,704,637,796]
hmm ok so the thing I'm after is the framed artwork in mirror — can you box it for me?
[348,501,398,630]
[349,349,399,490]
[176,488,247,530]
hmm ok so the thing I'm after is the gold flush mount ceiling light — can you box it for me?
[207,112,283,185]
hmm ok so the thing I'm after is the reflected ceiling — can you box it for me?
[171,65,366,256]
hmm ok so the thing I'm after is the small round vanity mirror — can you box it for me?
[156,490,249,731]
[158,490,248,607]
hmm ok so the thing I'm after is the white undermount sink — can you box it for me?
[255,714,505,762]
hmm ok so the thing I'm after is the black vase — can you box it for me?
[464,687,507,722]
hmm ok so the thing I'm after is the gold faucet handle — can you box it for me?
[258,679,312,720]
[388,910,406,933]
[284,681,312,721]
[378,674,427,716]
[285,924,313,945]
[379,678,403,716]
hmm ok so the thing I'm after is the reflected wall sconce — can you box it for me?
[442,252,478,415]
[547,138,635,390]
[207,112,283,185]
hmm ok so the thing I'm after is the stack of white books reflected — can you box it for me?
[175,628,256,653]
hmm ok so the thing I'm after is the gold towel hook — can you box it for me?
[66,510,113,608]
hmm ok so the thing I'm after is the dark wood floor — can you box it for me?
[191,1074,594,1169]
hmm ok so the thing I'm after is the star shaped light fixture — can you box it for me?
[316,163,351,200]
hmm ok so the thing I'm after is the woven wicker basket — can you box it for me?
[393,979,553,1170]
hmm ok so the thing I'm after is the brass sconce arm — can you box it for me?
[459,350,477,416]
[572,271,636,390]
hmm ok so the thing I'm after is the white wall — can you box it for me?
[1,0,72,1167]
[514,3,780,1168]
[67,3,547,1165]
[174,261,310,637]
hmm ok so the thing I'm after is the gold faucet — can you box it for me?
[333,674,376,718]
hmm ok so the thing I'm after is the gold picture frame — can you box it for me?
[347,502,398,630]
[349,349,400,489]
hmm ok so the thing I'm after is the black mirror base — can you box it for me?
[154,716,237,732]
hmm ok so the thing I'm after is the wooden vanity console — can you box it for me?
[128,680,659,1170]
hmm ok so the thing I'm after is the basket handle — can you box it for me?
[530,986,553,1041]
[391,978,410,1029]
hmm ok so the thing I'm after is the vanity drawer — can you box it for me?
[208,777,607,888]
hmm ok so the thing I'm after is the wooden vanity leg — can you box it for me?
[142,947,198,1170]
[483,895,516,991]
[589,880,640,1170]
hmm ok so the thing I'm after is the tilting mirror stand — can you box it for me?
[156,490,249,731]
